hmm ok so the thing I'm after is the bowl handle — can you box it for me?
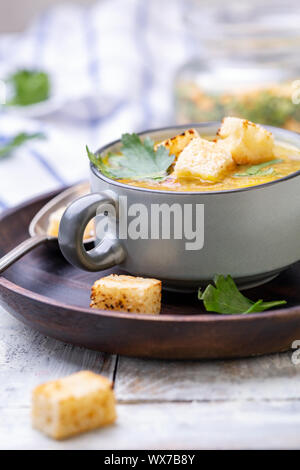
[58,192,126,272]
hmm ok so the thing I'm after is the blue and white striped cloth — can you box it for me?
[0,0,197,211]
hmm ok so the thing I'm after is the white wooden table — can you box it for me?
[1,304,300,450]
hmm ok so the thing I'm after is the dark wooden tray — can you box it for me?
[1,189,300,359]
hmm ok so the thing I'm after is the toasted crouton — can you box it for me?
[217,117,274,165]
[90,274,161,315]
[155,128,199,165]
[174,136,235,182]
[32,371,116,440]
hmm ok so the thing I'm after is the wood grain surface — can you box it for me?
[1,306,300,449]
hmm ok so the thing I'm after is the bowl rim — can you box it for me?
[90,122,300,195]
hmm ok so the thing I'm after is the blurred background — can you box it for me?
[0,0,300,209]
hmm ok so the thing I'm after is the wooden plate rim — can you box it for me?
[0,189,299,324]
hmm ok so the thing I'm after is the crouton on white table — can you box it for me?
[32,371,116,440]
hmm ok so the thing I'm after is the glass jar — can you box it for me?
[174,1,300,131]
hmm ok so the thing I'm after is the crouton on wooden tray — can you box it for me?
[90,274,162,315]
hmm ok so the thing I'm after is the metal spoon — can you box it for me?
[0,182,91,274]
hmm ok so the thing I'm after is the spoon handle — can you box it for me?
[0,235,48,274]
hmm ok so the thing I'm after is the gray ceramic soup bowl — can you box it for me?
[58,123,300,291]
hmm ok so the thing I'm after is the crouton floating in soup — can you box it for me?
[174,136,235,182]
[217,117,274,165]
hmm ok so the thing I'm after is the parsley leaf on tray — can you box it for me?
[87,133,175,180]
[6,69,50,106]
[234,158,283,177]
[198,274,286,314]
[0,132,45,160]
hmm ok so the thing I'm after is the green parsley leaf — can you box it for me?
[198,274,286,314]
[0,132,46,160]
[86,133,175,180]
[6,69,50,106]
[86,145,119,179]
[234,159,283,177]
